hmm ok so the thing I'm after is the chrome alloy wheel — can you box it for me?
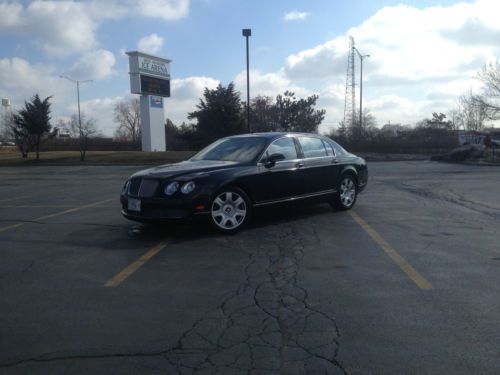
[211,191,247,230]
[339,177,356,208]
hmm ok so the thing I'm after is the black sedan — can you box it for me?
[120,132,368,233]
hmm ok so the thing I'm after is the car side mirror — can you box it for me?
[264,153,285,168]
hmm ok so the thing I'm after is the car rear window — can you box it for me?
[298,137,328,158]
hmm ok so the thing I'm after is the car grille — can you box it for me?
[128,178,159,198]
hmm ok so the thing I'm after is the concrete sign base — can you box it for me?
[140,95,166,151]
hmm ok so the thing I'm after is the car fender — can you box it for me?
[340,165,359,184]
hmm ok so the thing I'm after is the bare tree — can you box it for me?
[458,91,487,131]
[447,108,462,131]
[113,98,141,142]
[472,61,500,120]
[64,113,97,161]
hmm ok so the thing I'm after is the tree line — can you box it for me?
[329,61,500,154]
[164,83,326,150]
[3,61,499,158]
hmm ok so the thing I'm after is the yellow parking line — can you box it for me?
[0,205,79,208]
[33,198,114,221]
[105,239,170,287]
[348,210,433,290]
[0,205,116,208]
[0,193,37,203]
[0,223,25,233]
[0,198,115,233]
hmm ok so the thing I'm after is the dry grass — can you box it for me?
[0,148,195,165]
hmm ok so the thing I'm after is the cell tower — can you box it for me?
[343,36,356,132]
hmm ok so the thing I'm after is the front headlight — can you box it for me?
[180,181,196,194]
[164,182,179,196]
[122,180,130,194]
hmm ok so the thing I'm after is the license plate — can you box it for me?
[128,198,141,212]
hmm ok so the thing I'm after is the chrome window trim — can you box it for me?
[322,139,336,157]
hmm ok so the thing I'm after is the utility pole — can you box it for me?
[343,36,356,136]
[242,28,251,133]
[353,48,369,137]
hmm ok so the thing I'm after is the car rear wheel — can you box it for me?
[332,174,357,210]
[210,187,251,233]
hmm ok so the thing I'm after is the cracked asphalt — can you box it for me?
[0,161,499,374]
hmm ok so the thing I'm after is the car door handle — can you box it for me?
[296,162,304,168]
[331,158,339,164]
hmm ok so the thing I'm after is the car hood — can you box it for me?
[131,160,241,179]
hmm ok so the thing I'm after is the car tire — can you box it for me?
[332,174,357,210]
[210,187,251,234]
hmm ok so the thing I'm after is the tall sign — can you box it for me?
[127,51,171,151]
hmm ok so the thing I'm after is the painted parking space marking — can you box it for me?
[348,210,433,290]
[0,193,39,203]
[0,204,116,208]
[0,198,115,233]
[0,223,25,233]
[104,239,170,287]
[0,205,89,208]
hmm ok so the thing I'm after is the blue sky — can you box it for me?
[0,0,498,136]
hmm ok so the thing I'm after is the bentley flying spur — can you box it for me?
[120,133,368,233]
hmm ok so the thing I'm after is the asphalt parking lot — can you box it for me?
[0,161,499,375]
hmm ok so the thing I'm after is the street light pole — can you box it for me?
[60,75,92,139]
[354,48,369,137]
[242,28,251,133]
[76,80,82,139]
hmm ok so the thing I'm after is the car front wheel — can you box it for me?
[332,174,357,210]
[210,187,251,233]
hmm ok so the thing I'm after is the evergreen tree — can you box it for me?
[11,94,52,160]
[188,83,246,146]
[251,91,325,133]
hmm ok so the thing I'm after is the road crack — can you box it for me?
[1,224,347,374]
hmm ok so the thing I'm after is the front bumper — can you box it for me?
[120,194,210,222]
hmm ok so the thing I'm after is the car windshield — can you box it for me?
[190,137,268,162]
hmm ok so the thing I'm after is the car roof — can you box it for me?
[229,132,325,141]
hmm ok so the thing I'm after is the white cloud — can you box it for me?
[284,10,309,21]
[286,1,500,83]
[0,2,23,28]
[166,76,220,124]
[0,1,97,56]
[77,95,131,136]
[0,0,190,56]
[0,57,69,106]
[234,70,310,98]
[78,76,220,135]
[281,0,500,129]
[69,50,116,80]
[0,56,122,137]
[285,37,348,80]
[138,34,164,55]
[137,0,190,21]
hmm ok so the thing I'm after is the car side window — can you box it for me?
[264,137,298,161]
[328,139,347,155]
[298,137,327,158]
[322,139,335,157]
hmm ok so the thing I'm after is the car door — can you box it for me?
[248,136,305,203]
[296,136,341,194]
